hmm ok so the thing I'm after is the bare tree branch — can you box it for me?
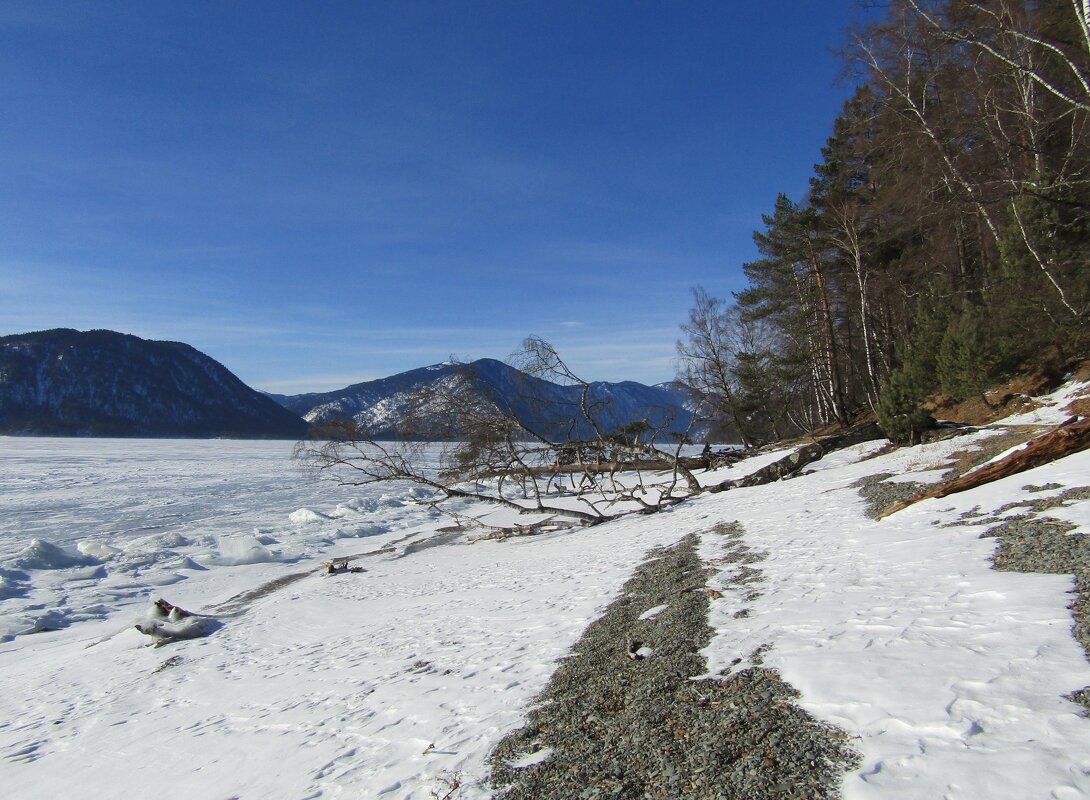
[296,342,705,537]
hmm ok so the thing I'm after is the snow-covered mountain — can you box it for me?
[0,329,309,438]
[0,329,691,440]
[273,358,695,440]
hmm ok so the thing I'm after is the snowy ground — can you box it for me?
[1,379,1089,798]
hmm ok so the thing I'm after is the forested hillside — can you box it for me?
[0,329,310,438]
[679,1,1089,445]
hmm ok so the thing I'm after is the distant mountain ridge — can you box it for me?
[0,328,692,441]
[272,358,694,440]
[0,329,309,438]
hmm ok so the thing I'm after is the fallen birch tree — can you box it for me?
[295,338,704,532]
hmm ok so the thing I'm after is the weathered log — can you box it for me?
[710,422,885,492]
[136,598,221,642]
[480,452,753,480]
[717,442,825,490]
[322,557,363,574]
[153,598,192,619]
[879,416,1090,518]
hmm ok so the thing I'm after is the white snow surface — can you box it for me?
[1,382,1089,799]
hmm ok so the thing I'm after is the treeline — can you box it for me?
[679,0,1090,445]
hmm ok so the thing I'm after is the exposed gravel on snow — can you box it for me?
[855,424,1090,718]
[950,485,1090,712]
[851,473,928,520]
[490,526,858,799]
[850,423,1071,521]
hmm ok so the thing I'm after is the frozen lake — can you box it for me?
[0,437,444,641]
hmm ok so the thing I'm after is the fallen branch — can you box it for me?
[481,456,707,478]
[479,461,657,478]
[879,417,1090,518]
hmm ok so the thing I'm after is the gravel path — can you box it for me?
[488,527,858,799]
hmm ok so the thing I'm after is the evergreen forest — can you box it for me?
[678,0,1090,445]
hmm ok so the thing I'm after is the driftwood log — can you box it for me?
[879,416,1090,518]
[135,598,221,642]
[152,598,193,619]
[322,557,364,574]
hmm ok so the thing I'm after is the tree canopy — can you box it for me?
[679,0,1089,444]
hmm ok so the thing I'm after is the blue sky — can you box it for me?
[0,2,867,393]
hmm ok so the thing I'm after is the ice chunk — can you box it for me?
[205,536,278,566]
[289,508,330,525]
[333,524,386,539]
[9,538,100,570]
[78,540,122,560]
[114,549,199,572]
[124,531,190,551]
[336,498,379,513]
[23,608,72,634]
[63,565,108,581]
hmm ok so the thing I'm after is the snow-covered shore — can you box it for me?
[1,380,1089,798]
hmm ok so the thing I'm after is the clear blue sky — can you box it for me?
[0,1,868,393]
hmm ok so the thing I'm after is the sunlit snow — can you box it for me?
[0,377,1088,798]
